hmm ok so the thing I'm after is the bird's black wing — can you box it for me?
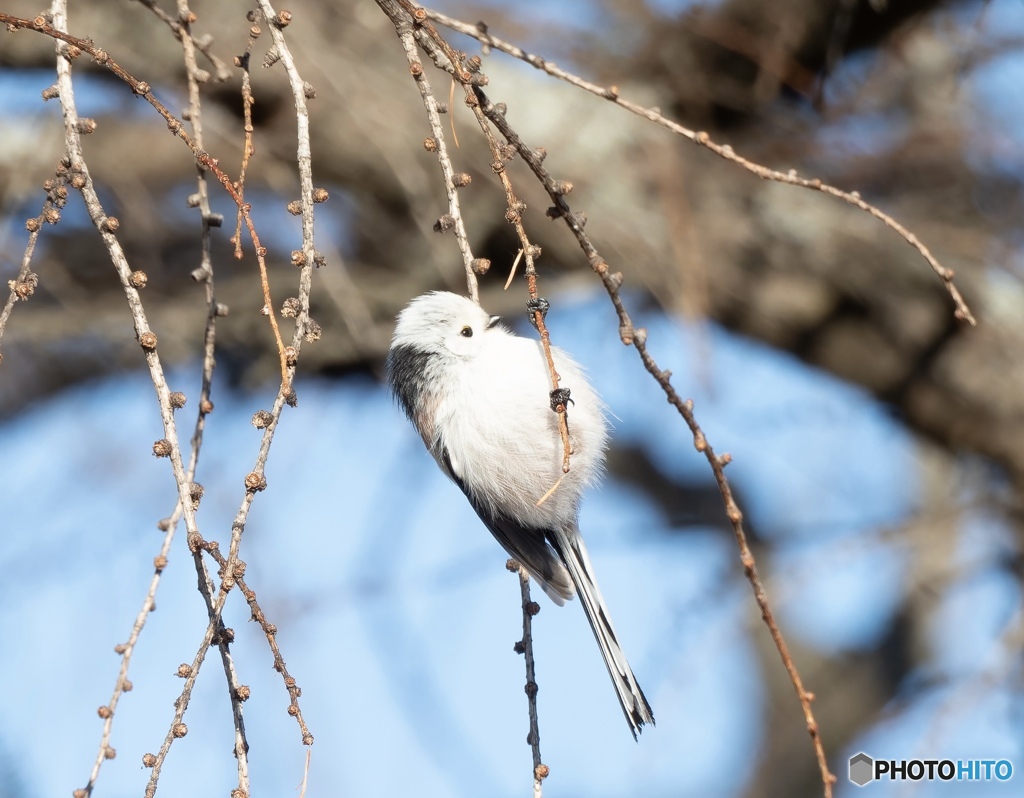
[439,446,574,605]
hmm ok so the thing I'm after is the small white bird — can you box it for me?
[386,290,654,738]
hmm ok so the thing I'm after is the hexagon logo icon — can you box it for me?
[849,752,874,787]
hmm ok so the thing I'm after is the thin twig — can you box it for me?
[392,3,574,473]
[200,539,314,744]
[137,3,252,791]
[231,16,260,259]
[424,8,976,327]
[179,2,251,793]
[0,11,292,388]
[49,1,248,790]
[6,5,318,794]
[129,0,231,81]
[0,178,62,358]
[151,0,321,779]
[376,9,565,787]
[154,365,315,769]
[46,2,221,794]
[15,4,319,791]
[143,548,240,798]
[507,561,548,797]
[175,5,221,492]
[87,545,168,793]
[455,66,573,473]
[253,0,320,744]
[254,0,317,365]
[390,11,479,301]
[473,80,837,796]
[388,9,835,789]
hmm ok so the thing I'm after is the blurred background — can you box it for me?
[1,0,1023,796]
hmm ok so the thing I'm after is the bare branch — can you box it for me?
[380,8,836,791]
[46,2,231,793]
[0,182,60,358]
[384,4,479,301]
[508,561,549,797]
[200,539,314,745]
[473,78,838,797]
[149,2,323,780]
[425,7,976,327]
[129,0,232,81]
[0,11,292,388]
[455,67,573,474]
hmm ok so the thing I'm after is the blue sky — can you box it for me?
[2,288,1019,796]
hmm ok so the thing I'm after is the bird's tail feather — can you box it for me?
[552,523,655,739]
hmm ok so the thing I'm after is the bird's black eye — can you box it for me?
[460,326,473,338]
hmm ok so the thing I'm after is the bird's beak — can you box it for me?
[486,315,502,329]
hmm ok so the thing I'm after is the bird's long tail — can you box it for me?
[551,522,655,740]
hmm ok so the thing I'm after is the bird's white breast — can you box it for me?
[434,330,607,529]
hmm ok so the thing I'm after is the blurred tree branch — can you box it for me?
[4,0,1019,486]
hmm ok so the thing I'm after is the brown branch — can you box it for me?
[174,2,221,489]
[87,539,171,793]
[0,172,63,359]
[471,79,837,796]
[380,7,837,787]
[45,3,250,793]
[456,69,573,474]
[247,0,320,745]
[389,7,480,301]
[5,5,322,792]
[143,545,243,798]
[507,561,549,797]
[42,3,238,794]
[84,0,235,782]
[253,0,317,372]
[377,6,566,784]
[151,0,322,779]
[388,2,574,473]
[200,539,314,745]
[231,14,261,260]
[129,0,231,81]
[0,11,292,387]
[424,8,977,327]
[182,2,253,793]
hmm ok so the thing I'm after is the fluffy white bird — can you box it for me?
[386,290,654,738]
